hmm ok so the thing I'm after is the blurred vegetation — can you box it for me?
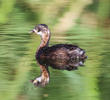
[0,0,110,100]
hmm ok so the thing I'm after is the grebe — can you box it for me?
[31,24,87,87]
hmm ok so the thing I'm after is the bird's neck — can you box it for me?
[36,31,51,59]
[40,38,49,48]
[39,34,50,49]
[36,34,50,60]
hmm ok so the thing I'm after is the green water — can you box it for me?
[0,1,110,100]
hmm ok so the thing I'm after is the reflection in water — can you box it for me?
[31,24,87,87]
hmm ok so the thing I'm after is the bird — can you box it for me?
[31,24,87,87]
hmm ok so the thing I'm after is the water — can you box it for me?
[0,2,110,100]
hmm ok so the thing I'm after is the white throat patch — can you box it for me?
[37,31,43,36]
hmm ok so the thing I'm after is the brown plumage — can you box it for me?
[31,24,87,87]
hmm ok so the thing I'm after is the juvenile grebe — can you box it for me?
[31,24,87,87]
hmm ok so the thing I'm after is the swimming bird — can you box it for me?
[31,24,87,87]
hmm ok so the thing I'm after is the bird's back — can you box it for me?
[46,44,85,59]
[38,44,86,61]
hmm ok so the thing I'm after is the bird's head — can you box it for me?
[31,24,50,37]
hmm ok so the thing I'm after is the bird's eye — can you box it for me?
[38,28,41,32]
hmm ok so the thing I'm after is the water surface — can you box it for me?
[0,2,110,100]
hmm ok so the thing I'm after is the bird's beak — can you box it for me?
[30,29,38,34]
